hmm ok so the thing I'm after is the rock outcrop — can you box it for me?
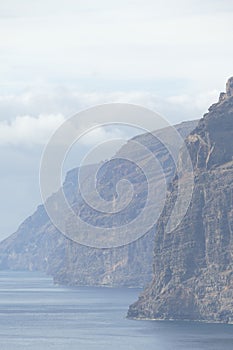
[0,121,196,287]
[128,78,233,322]
[217,76,233,103]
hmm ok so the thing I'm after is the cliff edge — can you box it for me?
[128,78,233,323]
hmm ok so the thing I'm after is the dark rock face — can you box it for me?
[0,121,196,287]
[128,80,233,323]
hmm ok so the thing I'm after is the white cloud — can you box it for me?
[167,90,219,111]
[0,114,65,145]
[79,127,126,146]
[0,87,221,147]
[0,0,232,88]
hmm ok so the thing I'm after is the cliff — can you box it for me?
[0,120,196,287]
[128,78,233,322]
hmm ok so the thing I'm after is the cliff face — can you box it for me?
[0,121,196,287]
[128,78,233,322]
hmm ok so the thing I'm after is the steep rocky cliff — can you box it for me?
[128,78,233,322]
[0,120,196,287]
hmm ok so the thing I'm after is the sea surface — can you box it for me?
[0,271,232,350]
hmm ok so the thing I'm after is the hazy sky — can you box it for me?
[0,0,233,240]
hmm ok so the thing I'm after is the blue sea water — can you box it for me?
[0,271,232,350]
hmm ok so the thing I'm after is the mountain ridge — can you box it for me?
[0,120,197,287]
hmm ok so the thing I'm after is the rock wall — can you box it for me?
[128,78,233,322]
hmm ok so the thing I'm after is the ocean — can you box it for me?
[0,271,232,350]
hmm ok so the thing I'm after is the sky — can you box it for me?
[0,0,233,240]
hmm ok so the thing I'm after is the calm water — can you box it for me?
[0,271,232,350]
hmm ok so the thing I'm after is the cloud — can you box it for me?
[0,114,65,145]
[0,0,232,90]
[79,126,131,147]
[0,87,221,147]
[166,90,219,110]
